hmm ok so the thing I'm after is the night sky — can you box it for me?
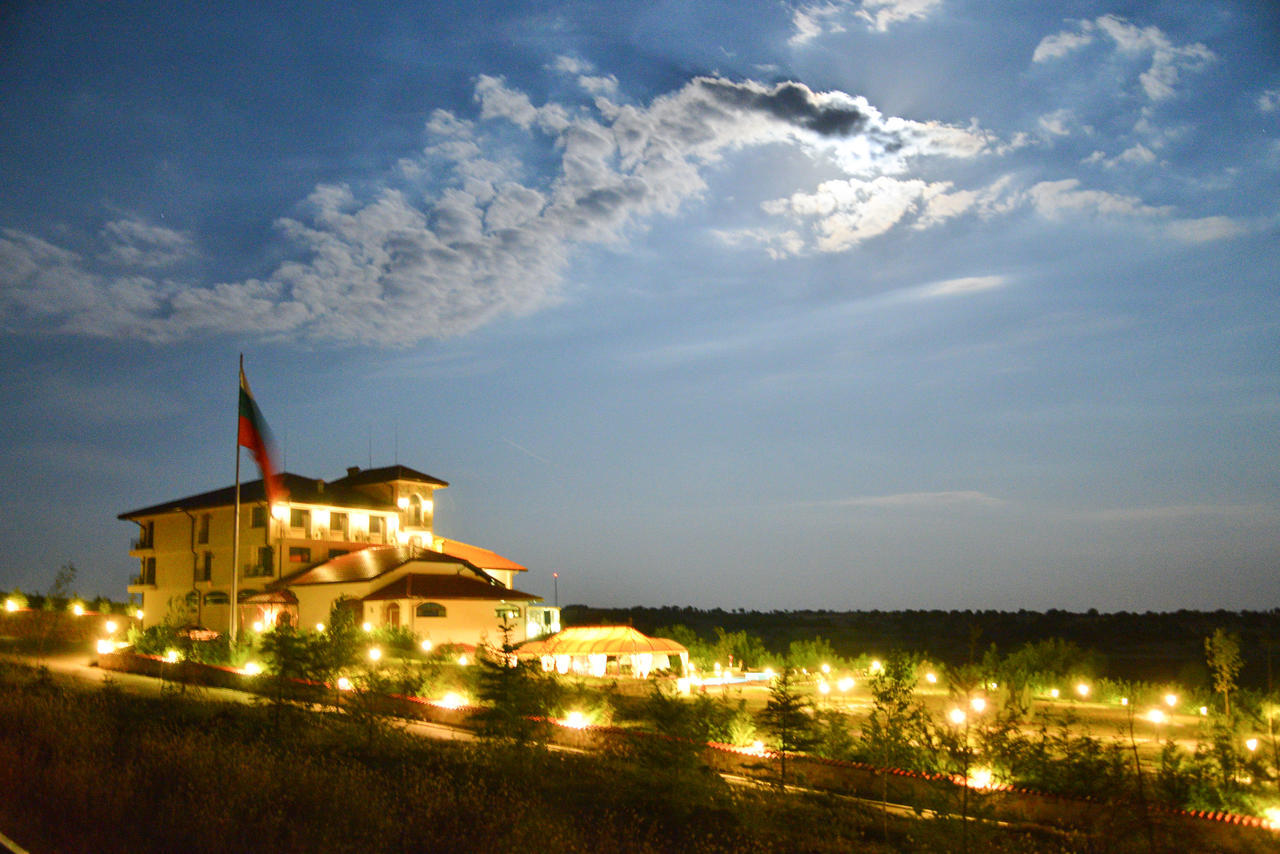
[1,1,1277,611]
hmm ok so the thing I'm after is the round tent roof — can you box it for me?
[519,625,688,658]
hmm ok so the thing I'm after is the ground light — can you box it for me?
[71,603,84,616]
[337,677,353,691]
[1247,738,1259,752]
[242,662,262,676]
[1076,683,1090,698]
[561,711,587,729]
[837,677,855,692]
[420,639,433,653]
[925,672,937,684]
[818,681,830,696]
[1147,709,1167,725]
[135,609,144,620]
[362,622,373,633]
[104,620,117,634]
[368,647,382,662]
[4,599,18,612]
[1164,693,1178,708]
[315,623,325,633]
[457,654,469,666]
[1050,688,1060,699]
[96,639,114,655]
[164,650,180,663]
[438,692,465,709]
[967,768,994,789]
[949,708,967,726]
[252,621,264,632]
[970,697,986,714]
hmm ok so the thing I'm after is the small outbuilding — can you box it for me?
[518,625,688,678]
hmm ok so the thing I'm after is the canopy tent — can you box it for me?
[518,625,688,678]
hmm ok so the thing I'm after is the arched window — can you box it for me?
[237,588,261,603]
[384,602,400,627]
[204,591,230,605]
[416,602,446,618]
[409,494,423,526]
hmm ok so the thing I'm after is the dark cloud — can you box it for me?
[695,78,872,137]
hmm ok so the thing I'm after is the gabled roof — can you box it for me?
[333,465,448,489]
[363,573,541,603]
[277,546,464,587]
[519,626,688,657]
[118,473,396,520]
[437,538,526,573]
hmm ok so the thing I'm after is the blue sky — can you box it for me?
[1,0,1277,611]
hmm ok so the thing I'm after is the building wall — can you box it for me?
[127,498,407,631]
[363,597,533,649]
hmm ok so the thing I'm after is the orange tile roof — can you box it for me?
[436,538,526,572]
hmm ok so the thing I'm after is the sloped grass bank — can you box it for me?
[0,660,1088,853]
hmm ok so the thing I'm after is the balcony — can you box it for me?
[130,537,154,552]
[127,574,156,591]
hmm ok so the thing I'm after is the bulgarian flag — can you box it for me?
[238,366,284,506]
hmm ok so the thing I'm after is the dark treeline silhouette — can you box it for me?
[562,606,1280,689]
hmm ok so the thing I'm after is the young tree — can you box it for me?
[1204,628,1242,718]
[758,666,817,788]
[474,621,548,745]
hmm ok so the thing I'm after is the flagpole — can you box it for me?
[231,354,242,642]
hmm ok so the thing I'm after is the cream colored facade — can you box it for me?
[120,465,555,645]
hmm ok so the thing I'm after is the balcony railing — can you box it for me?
[130,537,154,550]
[243,563,274,579]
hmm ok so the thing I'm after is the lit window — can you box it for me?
[290,508,310,529]
[495,605,520,621]
[289,547,311,564]
[416,602,446,618]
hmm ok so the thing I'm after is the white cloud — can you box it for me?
[918,275,1007,298]
[856,0,942,32]
[1037,108,1075,137]
[1034,15,1213,102]
[550,55,618,96]
[1032,20,1095,62]
[789,0,939,44]
[1163,215,1247,244]
[99,219,197,268]
[1259,89,1280,113]
[1021,178,1172,219]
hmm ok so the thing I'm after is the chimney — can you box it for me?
[346,466,360,477]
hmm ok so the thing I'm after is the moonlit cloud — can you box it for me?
[917,275,1007,298]
[99,219,198,268]
[1163,215,1248,244]
[1259,89,1280,113]
[0,76,1014,344]
[789,0,940,43]
[1034,15,1213,102]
